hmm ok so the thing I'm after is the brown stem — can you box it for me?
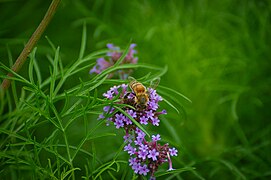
[1,0,62,92]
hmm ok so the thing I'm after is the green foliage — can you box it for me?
[0,24,189,179]
[1,0,271,179]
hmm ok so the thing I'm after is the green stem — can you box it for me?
[1,0,62,92]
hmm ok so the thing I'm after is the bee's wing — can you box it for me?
[128,76,136,92]
[128,76,136,82]
[150,77,160,89]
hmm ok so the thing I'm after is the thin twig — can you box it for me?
[1,0,62,92]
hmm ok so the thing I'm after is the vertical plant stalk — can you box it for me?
[0,0,62,92]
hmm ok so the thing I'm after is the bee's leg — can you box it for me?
[134,96,140,108]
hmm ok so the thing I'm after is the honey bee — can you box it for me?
[128,76,160,109]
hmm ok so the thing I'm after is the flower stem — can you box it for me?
[1,0,62,92]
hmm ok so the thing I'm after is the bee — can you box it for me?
[128,76,160,109]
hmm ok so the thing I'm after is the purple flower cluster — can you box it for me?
[90,44,138,79]
[99,83,178,179]
[125,130,178,178]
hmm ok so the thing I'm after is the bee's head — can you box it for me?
[137,94,149,105]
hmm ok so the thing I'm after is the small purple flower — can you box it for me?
[103,91,114,99]
[89,65,100,74]
[135,128,146,139]
[132,162,141,174]
[121,84,128,93]
[135,134,145,145]
[129,157,138,166]
[123,134,132,143]
[139,144,149,152]
[129,148,137,155]
[90,58,113,74]
[135,127,143,135]
[125,44,138,63]
[146,110,154,119]
[124,144,133,152]
[148,149,159,161]
[129,43,137,52]
[103,106,110,112]
[126,109,137,118]
[107,43,120,51]
[169,147,178,156]
[152,134,161,141]
[97,58,111,69]
[134,137,143,145]
[110,85,119,95]
[140,116,148,125]
[148,88,163,102]
[138,149,148,160]
[98,114,104,120]
[114,119,124,129]
[162,109,167,114]
[115,113,125,122]
[124,144,136,155]
[148,101,159,111]
[139,164,150,176]
[123,116,132,125]
[151,117,160,126]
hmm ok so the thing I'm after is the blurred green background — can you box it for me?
[1,0,271,179]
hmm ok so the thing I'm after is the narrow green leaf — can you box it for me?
[79,22,87,59]
[47,99,64,131]
[51,47,60,98]
[158,89,187,118]
[58,53,64,77]
[79,75,108,96]
[6,44,13,67]
[219,159,246,180]
[81,49,108,63]
[159,85,192,103]
[23,99,61,130]
[114,41,131,67]
[10,77,18,108]
[160,116,182,144]
[93,63,165,82]
[155,167,195,177]
[29,47,37,84]
[68,62,95,77]
[62,99,83,117]
[162,96,180,114]
[48,159,53,175]
[45,36,57,51]
[92,141,96,172]
[61,168,80,180]
[93,161,115,180]
[87,133,116,140]
[60,91,70,115]
[0,62,32,85]
[33,55,42,85]
[90,88,98,107]
[145,65,168,82]
[107,171,117,180]
[113,141,126,161]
